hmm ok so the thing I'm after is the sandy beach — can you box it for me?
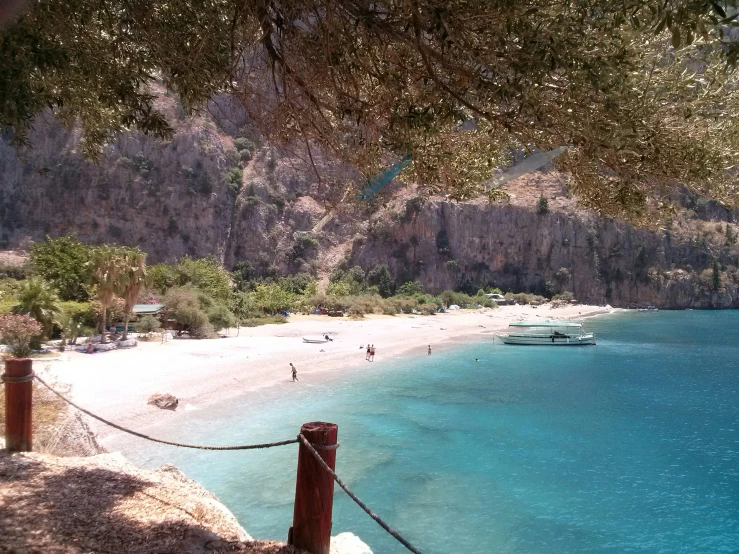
[38,304,612,446]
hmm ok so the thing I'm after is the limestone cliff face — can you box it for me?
[2,103,738,309]
[351,200,739,309]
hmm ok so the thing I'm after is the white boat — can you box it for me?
[302,335,329,343]
[498,321,596,346]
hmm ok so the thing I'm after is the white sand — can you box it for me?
[39,304,611,443]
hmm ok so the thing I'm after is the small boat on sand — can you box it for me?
[498,321,595,346]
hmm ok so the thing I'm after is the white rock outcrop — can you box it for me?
[331,532,373,554]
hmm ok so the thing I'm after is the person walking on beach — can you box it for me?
[366,343,371,361]
[290,363,298,382]
[428,345,432,355]
[369,345,375,361]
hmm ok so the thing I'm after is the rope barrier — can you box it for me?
[33,374,299,451]
[297,433,423,554]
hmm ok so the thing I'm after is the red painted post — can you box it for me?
[3,358,33,452]
[288,421,339,554]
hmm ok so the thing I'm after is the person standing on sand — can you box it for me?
[369,345,375,361]
[428,345,432,355]
[290,363,298,381]
[366,343,371,361]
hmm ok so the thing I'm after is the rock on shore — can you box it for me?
[0,451,372,554]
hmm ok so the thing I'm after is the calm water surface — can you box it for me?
[111,311,739,553]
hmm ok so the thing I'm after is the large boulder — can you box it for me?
[147,392,179,410]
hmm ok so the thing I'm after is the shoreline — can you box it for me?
[39,304,614,446]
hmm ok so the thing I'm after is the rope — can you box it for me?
[33,374,299,451]
[297,433,423,554]
[1,372,34,383]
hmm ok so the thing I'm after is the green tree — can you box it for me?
[148,263,178,294]
[173,257,233,305]
[3,1,738,219]
[367,264,394,298]
[90,245,125,343]
[116,247,148,340]
[712,260,721,291]
[251,283,295,315]
[13,277,61,338]
[162,286,213,338]
[554,268,571,291]
[396,280,424,296]
[30,235,92,301]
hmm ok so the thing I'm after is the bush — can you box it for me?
[552,291,575,302]
[222,166,243,194]
[387,295,419,314]
[30,235,93,301]
[418,302,438,314]
[396,280,424,296]
[207,303,237,331]
[134,315,161,335]
[59,301,97,329]
[536,195,549,215]
[0,314,43,357]
[0,263,29,280]
[439,290,474,308]
[163,286,211,335]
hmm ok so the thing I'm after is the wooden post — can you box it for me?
[288,421,338,554]
[3,358,33,452]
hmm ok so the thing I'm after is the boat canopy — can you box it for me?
[509,321,582,328]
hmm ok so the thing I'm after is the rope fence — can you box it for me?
[29,373,422,553]
[33,374,299,451]
[297,433,423,554]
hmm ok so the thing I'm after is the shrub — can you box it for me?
[552,291,575,302]
[234,137,255,154]
[163,286,210,333]
[0,263,29,280]
[222,166,243,194]
[134,315,161,335]
[59,301,96,328]
[207,303,237,331]
[396,280,424,296]
[536,195,549,215]
[0,314,43,357]
[439,290,474,308]
[387,295,419,314]
[418,302,438,314]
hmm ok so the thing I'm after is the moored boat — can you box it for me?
[498,321,596,346]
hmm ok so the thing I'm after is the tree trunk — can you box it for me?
[122,309,130,341]
[100,305,107,344]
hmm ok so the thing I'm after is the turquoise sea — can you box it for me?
[111,311,739,553]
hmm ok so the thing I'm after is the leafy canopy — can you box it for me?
[30,235,93,302]
[2,0,739,219]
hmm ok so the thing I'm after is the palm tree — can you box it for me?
[13,277,61,338]
[90,246,125,343]
[117,247,148,340]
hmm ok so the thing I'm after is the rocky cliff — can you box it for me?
[2,92,738,309]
